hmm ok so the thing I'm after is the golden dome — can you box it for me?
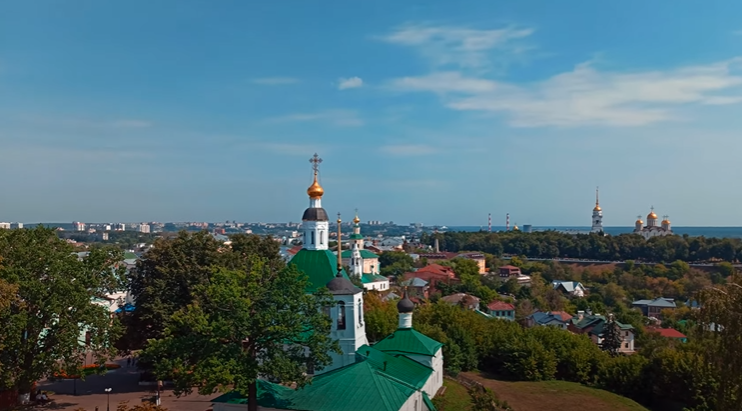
[647,211,658,220]
[353,215,360,224]
[307,172,324,199]
[593,205,602,212]
[662,218,671,225]
[513,225,520,231]
[636,219,644,225]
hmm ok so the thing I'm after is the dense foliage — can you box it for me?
[422,230,742,263]
[0,226,124,394]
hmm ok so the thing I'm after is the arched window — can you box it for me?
[358,300,363,326]
[320,231,324,244]
[311,231,315,245]
[337,301,346,330]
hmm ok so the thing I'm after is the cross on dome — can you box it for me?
[307,153,325,199]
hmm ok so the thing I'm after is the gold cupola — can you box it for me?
[647,210,658,220]
[307,171,324,199]
[593,187,601,211]
[353,212,360,224]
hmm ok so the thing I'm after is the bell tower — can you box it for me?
[591,187,603,233]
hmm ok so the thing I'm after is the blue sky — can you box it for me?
[2,1,742,226]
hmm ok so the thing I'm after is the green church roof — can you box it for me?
[362,274,388,284]
[356,344,433,390]
[372,328,444,357]
[290,249,349,293]
[213,358,433,411]
[340,249,380,259]
[349,233,364,240]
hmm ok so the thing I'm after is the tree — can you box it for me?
[142,259,338,411]
[0,227,123,396]
[694,274,742,410]
[124,231,233,349]
[469,384,513,411]
[363,292,398,343]
[599,314,623,357]
[378,251,414,277]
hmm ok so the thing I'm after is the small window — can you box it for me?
[320,231,324,244]
[337,302,346,330]
[311,231,315,245]
[85,331,91,346]
[358,301,363,325]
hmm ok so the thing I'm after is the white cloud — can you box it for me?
[252,77,299,85]
[380,144,437,156]
[268,109,363,127]
[380,24,534,69]
[338,77,364,90]
[388,59,742,127]
[733,30,742,36]
[254,143,324,156]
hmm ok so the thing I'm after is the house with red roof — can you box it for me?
[646,326,687,342]
[487,301,515,321]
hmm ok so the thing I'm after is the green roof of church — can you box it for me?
[372,328,444,357]
[290,249,349,293]
[349,233,364,240]
[340,249,380,259]
[356,344,433,390]
[362,274,388,284]
[213,358,434,411]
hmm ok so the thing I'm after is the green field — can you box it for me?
[440,373,650,411]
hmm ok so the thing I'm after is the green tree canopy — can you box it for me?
[142,259,338,411]
[0,226,123,393]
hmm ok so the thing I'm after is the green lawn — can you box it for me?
[461,372,650,411]
[433,379,472,411]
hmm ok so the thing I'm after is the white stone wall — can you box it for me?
[302,221,329,251]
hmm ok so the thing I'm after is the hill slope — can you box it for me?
[460,372,649,411]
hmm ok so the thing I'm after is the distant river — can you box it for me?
[444,226,742,239]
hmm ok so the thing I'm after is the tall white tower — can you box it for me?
[302,154,330,251]
[591,187,603,233]
[321,272,368,374]
[349,242,363,278]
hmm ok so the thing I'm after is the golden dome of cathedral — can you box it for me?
[353,215,360,224]
[593,205,602,212]
[647,211,658,220]
[662,218,671,225]
[307,172,324,199]
[636,219,644,225]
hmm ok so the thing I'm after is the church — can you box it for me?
[633,207,673,240]
[213,154,443,411]
[341,213,389,291]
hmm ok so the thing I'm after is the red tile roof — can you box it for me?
[415,264,456,278]
[647,327,687,339]
[499,265,520,270]
[550,311,574,322]
[287,245,303,256]
[487,301,515,311]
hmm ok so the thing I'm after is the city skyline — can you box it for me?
[3,2,742,225]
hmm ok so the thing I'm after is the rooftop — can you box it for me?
[373,328,443,357]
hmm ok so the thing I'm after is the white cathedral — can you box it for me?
[213,154,443,411]
[633,207,673,240]
[591,187,604,233]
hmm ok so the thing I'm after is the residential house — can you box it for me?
[498,265,531,286]
[632,297,677,319]
[440,293,480,310]
[569,313,635,353]
[457,253,487,274]
[360,274,390,292]
[487,301,515,321]
[526,311,573,330]
[403,264,458,292]
[646,327,687,343]
[399,277,430,299]
[416,252,487,274]
[552,280,587,297]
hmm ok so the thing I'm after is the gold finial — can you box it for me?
[593,186,601,211]
[307,153,325,199]
[647,206,658,220]
[337,212,342,224]
[353,208,360,224]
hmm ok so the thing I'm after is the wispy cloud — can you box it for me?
[267,109,363,127]
[388,59,742,127]
[252,77,300,85]
[253,143,326,156]
[338,77,364,90]
[380,144,437,156]
[380,24,534,69]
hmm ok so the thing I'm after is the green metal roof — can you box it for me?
[349,233,365,240]
[290,249,349,292]
[372,328,443,357]
[362,274,388,284]
[340,249,380,259]
[423,392,437,411]
[123,251,138,260]
[356,344,433,390]
[572,314,633,335]
[214,360,421,411]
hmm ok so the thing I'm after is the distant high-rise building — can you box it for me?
[10,222,23,229]
[115,223,126,231]
[102,232,109,241]
[139,224,151,233]
[73,221,86,231]
[0,222,10,229]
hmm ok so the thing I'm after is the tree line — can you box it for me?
[421,230,742,263]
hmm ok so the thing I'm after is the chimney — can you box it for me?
[434,237,440,253]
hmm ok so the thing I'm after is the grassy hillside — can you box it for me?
[451,372,649,411]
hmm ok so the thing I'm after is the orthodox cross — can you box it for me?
[651,205,655,212]
[309,153,323,173]
[637,215,642,220]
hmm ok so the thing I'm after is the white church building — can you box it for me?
[633,207,673,240]
[212,154,443,411]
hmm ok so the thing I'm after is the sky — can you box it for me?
[2,1,742,226]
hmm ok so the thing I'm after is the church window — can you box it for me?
[311,231,315,245]
[320,231,324,244]
[337,302,346,330]
[358,301,363,326]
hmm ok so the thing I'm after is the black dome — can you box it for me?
[302,207,329,222]
[326,275,360,295]
[397,291,414,313]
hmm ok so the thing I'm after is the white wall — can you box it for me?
[319,292,368,375]
[421,348,444,398]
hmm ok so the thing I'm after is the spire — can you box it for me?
[336,213,343,274]
[593,186,602,212]
[353,208,360,225]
